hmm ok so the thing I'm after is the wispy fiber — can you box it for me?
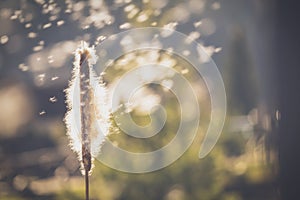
[64,42,111,200]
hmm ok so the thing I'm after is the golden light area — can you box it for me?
[0,83,34,136]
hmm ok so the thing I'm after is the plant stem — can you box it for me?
[85,169,89,200]
[79,50,92,200]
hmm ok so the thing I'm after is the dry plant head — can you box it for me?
[64,42,112,199]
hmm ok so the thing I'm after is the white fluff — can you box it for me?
[64,42,111,173]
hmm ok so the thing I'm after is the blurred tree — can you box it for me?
[226,27,258,114]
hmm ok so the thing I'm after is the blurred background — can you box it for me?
[0,0,290,199]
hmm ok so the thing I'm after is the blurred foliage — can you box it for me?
[0,0,277,200]
[1,50,275,200]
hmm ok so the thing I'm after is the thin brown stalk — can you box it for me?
[79,50,92,200]
[85,168,89,200]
